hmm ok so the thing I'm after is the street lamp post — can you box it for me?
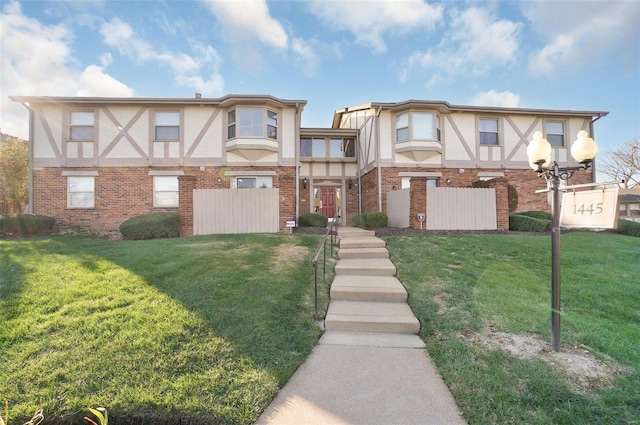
[526,130,598,352]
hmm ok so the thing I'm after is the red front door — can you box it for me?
[320,187,336,218]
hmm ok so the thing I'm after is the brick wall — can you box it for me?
[35,165,297,233]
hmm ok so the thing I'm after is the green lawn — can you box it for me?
[384,232,640,425]
[2,231,638,425]
[1,233,332,425]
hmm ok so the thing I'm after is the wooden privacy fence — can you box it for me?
[426,187,497,230]
[387,189,410,228]
[193,188,280,235]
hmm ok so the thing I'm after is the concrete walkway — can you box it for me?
[255,227,466,425]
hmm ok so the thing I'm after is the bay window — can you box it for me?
[227,108,278,140]
[396,111,441,142]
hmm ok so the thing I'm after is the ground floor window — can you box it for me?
[153,176,179,207]
[232,176,273,189]
[67,176,95,208]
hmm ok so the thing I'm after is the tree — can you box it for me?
[0,134,29,214]
[598,138,639,189]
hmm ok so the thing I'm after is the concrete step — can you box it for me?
[337,247,389,259]
[319,331,425,348]
[331,275,407,302]
[337,237,386,249]
[325,301,420,334]
[334,258,396,276]
[337,227,376,238]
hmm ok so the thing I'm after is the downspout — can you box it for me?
[295,102,300,225]
[17,100,34,214]
[376,107,382,212]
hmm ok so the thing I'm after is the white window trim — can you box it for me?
[545,120,567,147]
[152,175,180,208]
[154,110,181,142]
[395,111,440,143]
[227,107,279,140]
[478,117,501,146]
[69,110,95,142]
[66,175,95,209]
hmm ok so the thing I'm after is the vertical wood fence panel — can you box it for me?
[386,189,410,228]
[193,188,280,234]
[427,187,497,230]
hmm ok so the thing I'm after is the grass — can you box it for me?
[1,233,333,425]
[384,232,640,425]
[3,230,637,424]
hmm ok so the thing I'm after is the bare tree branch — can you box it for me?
[598,138,639,188]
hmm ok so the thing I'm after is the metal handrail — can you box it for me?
[311,207,341,321]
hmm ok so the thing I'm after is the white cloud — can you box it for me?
[99,17,225,95]
[405,7,521,82]
[291,38,320,78]
[0,1,133,139]
[308,0,443,54]
[525,1,640,77]
[469,90,520,108]
[76,65,135,97]
[200,0,288,49]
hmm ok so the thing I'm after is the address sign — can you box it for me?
[559,188,619,228]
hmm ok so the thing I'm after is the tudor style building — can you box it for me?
[10,94,608,234]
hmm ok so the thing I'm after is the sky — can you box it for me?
[1,0,639,161]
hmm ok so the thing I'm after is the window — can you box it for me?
[401,177,438,189]
[479,118,499,145]
[396,113,409,141]
[153,176,179,207]
[330,138,355,158]
[312,138,325,157]
[232,177,272,189]
[227,108,278,139]
[413,112,434,139]
[68,176,94,208]
[396,111,440,142]
[300,138,312,156]
[69,111,94,141]
[302,137,355,158]
[155,111,180,141]
[546,121,565,147]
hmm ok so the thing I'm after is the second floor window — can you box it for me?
[396,111,440,142]
[546,121,565,147]
[301,137,355,158]
[228,108,278,140]
[69,111,94,141]
[479,118,499,145]
[155,111,180,141]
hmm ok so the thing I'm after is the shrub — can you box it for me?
[365,212,388,228]
[616,219,640,237]
[509,214,551,232]
[0,214,55,236]
[518,210,552,221]
[119,212,180,240]
[298,212,328,228]
[351,212,388,228]
[351,213,366,227]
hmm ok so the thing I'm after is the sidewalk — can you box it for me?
[255,227,466,425]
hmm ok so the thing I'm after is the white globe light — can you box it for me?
[527,131,552,169]
[571,130,598,163]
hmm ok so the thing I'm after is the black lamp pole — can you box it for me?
[535,160,592,352]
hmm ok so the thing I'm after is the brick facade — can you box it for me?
[36,165,297,234]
